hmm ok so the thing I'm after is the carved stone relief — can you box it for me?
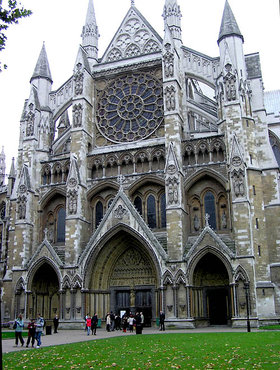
[25,103,35,137]
[67,189,78,215]
[72,104,83,128]
[163,43,174,78]
[73,63,84,96]
[224,64,237,102]
[164,86,176,111]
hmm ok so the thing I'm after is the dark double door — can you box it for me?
[115,289,152,326]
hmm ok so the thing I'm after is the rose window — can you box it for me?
[96,73,163,143]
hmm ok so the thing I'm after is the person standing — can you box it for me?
[91,313,98,335]
[128,315,134,333]
[106,312,111,332]
[53,315,59,333]
[35,313,44,348]
[14,314,25,347]
[110,311,115,331]
[140,312,144,330]
[86,315,92,336]
[159,311,165,331]
[26,318,36,348]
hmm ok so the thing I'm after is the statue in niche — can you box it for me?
[232,171,245,197]
[167,178,179,205]
[221,211,227,229]
[25,104,35,137]
[163,43,174,78]
[73,63,84,96]
[17,195,27,220]
[224,63,236,101]
[67,189,78,215]
[165,86,176,111]
[73,104,83,128]
[194,214,200,231]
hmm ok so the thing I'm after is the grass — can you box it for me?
[2,331,28,340]
[3,332,280,369]
[260,324,280,330]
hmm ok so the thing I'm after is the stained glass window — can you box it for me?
[147,195,156,229]
[95,201,103,228]
[134,196,142,215]
[57,208,66,243]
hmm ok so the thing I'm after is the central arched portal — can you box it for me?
[191,252,231,325]
[87,231,159,326]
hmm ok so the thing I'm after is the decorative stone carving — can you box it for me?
[114,204,128,219]
[224,64,236,102]
[17,195,27,220]
[73,63,84,96]
[25,103,35,137]
[163,43,174,78]
[194,214,200,231]
[167,177,179,205]
[67,189,78,215]
[221,211,227,229]
[73,104,83,128]
[164,86,176,111]
[232,171,245,197]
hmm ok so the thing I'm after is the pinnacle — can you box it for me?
[218,0,244,44]
[30,43,53,83]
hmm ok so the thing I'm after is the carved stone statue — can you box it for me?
[17,195,27,220]
[26,104,35,137]
[164,86,176,111]
[67,189,78,215]
[194,214,200,231]
[221,211,227,229]
[224,64,237,102]
[163,43,174,78]
[73,104,83,128]
[73,63,84,96]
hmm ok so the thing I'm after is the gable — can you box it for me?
[101,6,162,63]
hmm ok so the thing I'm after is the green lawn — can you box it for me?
[3,332,280,369]
[2,331,28,340]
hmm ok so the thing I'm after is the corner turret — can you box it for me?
[163,0,182,44]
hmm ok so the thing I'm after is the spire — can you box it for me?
[30,43,53,83]
[81,0,99,60]
[218,0,244,44]
[0,146,5,185]
[162,0,182,42]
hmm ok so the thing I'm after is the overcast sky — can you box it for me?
[0,0,279,177]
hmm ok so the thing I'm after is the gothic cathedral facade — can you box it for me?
[0,0,279,328]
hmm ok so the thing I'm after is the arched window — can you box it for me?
[134,196,142,215]
[57,207,66,243]
[160,193,166,228]
[95,201,103,228]
[107,198,114,209]
[204,191,216,229]
[147,195,156,229]
[269,134,280,168]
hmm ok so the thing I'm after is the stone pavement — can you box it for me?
[2,326,255,353]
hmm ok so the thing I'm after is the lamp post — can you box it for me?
[244,282,251,332]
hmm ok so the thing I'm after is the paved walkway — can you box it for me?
[2,326,255,353]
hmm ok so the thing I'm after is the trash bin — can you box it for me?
[156,318,159,327]
[97,318,102,328]
[46,325,52,335]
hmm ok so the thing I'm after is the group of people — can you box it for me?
[105,311,144,334]
[14,313,44,348]
[85,313,98,335]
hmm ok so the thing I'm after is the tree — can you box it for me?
[0,0,32,71]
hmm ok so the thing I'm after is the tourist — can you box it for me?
[159,311,165,331]
[86,315,91,335]
[91,313,98,335]
[135,312,142,334]
[35,313,44,348]
[115,314,121,330]
[140,312,144,330]
[14,314,25,347]
[106,312,111,332]
[26,318,36,348]
[128,314,134,333]
[122,314,128,333]
[110,311,115,331]
[53,315,59,333]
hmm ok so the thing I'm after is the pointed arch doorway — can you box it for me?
[86,230,160,326]
[191,252,232,325]
[29,262,60,319]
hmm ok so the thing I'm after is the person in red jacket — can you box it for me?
[86,314,91,336]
